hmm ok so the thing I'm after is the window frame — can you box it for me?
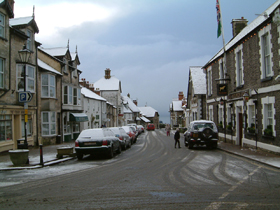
[16,64,35,92]
[207,67,212,96]
[26,29,33,50]
[236,50,243,87]
[41,74,56,98]
[0,58,4,88]
[0,13,5,38]
[0,115,12,141]
[42,112,56,136]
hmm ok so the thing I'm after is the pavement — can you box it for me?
[0,139,279,171]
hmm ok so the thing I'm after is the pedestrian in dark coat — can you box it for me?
[174,128,181,148]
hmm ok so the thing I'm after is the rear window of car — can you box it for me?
[79,129,104,139]
[193,123,217,131]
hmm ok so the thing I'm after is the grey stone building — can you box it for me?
[203,1,280,153]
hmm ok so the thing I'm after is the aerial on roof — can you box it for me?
[94,76,121,91]
[190,67,206,95]
[204,0,280,68]
[138,106,158,118]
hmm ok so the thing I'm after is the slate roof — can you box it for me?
[94,76,121,91]
[122,96,140,113]
[138,106,158,118]
[9,16,39,33]
[172,100,184,112]
[81,87,107,101]
[41,47,69,57]
[190,66,206,95]
[37,59,62,75]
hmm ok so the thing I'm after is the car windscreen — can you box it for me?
[78,129,104,139]
[193,123,217,131]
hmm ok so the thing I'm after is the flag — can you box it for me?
[216,0,222,38]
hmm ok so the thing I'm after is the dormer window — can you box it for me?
[63,58,67,73]
[0,13,5,38]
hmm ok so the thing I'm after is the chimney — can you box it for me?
[79,78,86,87]
[86,81,89,88]
[231,17,248,37]
[104,68,111,79]
[178,91,184,101]
[133,100,138,106]
[89,83,94,92]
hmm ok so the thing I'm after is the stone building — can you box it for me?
[94,68,123,126]
[169,92,186,128]
[186,66,206,127]
[40,44,86,142]
[203,1,280,153]
[138,106,159,129]
[0,0,39,152]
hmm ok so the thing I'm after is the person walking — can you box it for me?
[165,124,171,136]
[174,128,181,148]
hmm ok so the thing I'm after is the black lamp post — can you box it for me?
[18,45,32,148]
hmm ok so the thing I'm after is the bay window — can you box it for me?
[42,112,56,136]
[17,64,35,92]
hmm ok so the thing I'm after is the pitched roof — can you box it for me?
[204,0,280,68]
[94,76,121,91]
[190,66,206,95]
[138,106,158,118]
[10,16,39,33]
[122,96,140,113]
[41,47,69,57]
[172,100,184,111]
[38,59,62,75]
[81,87,107,101]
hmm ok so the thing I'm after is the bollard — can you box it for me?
[40,144,44,167]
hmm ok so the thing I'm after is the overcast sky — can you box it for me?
[14,0,277,123]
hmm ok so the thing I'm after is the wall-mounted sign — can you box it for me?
[217,84,228,96]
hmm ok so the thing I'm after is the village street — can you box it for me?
[0,130,280,209]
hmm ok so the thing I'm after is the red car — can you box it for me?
[122,126,136,145]
[147,123,155,131]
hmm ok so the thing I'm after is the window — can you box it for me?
[42,112,56,136]
[26,30,32,50]
[207,67,212,95]
[21,115,32,137]
[63,85,68,104]
[63,58,67,73]
[0,115,12,141]
[73,123,79,133]
[0,13,4,38]
[227,107,232,126]
[262,96,275,136]
[42,74,55,98]
[219,60,224,84]
[63,115,71,134]
[17,64,35,92]
[262,33,271,77]
[73,88,77,105]
[0,58,4,88]
[208,106,213,121]
[236,50,243,86]
[248,105,255,128]
[69,86,73,104]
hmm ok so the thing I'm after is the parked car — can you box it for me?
[109,127,131,150]
[184,120,218,149]
[75,128,122,160]
[147,123,155,131]
[138,125,144,133]
[122,126,136,144]
[127,124,141,136]
[129,126,138,142]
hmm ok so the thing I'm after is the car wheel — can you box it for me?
[77,153,83,160]
[188,142,193,149]
[107,147,114,159]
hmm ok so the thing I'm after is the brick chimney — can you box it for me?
[104,68,111,79]
[79,78,86,87]
[178,91,184,101]
[231,17,248,37]
[89,83,94,92]
[133,99,138,106]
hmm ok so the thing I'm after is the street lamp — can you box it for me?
[18,45,33,148]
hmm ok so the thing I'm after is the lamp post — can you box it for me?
[18,45,32,148]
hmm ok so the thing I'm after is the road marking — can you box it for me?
[205,165,262,209]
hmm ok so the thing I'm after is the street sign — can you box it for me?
[19,91,33,103]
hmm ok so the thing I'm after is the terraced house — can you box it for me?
[203,1,280,153]
[0,0,39,152]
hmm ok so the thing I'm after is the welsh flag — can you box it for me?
[216,0,222,38]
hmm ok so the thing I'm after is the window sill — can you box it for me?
[0,36,8,42]
[261,77,273,82]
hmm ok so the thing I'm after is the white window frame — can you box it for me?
[63,58,67,73]
[0,115,12,141]
[207,67,212,96]
[219,59,225,84]
[0,13,5,38]
[26,29,32,50]
[218,104,224,127]
[208,105,213,121]
[259,24,273,79]
[235,45,244,87]
[16,64,35,92]
[41,74,56,98]
[42,112,56,136]
[63,85,74,105]
[0,58,4,88]
[261,96,275,136]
